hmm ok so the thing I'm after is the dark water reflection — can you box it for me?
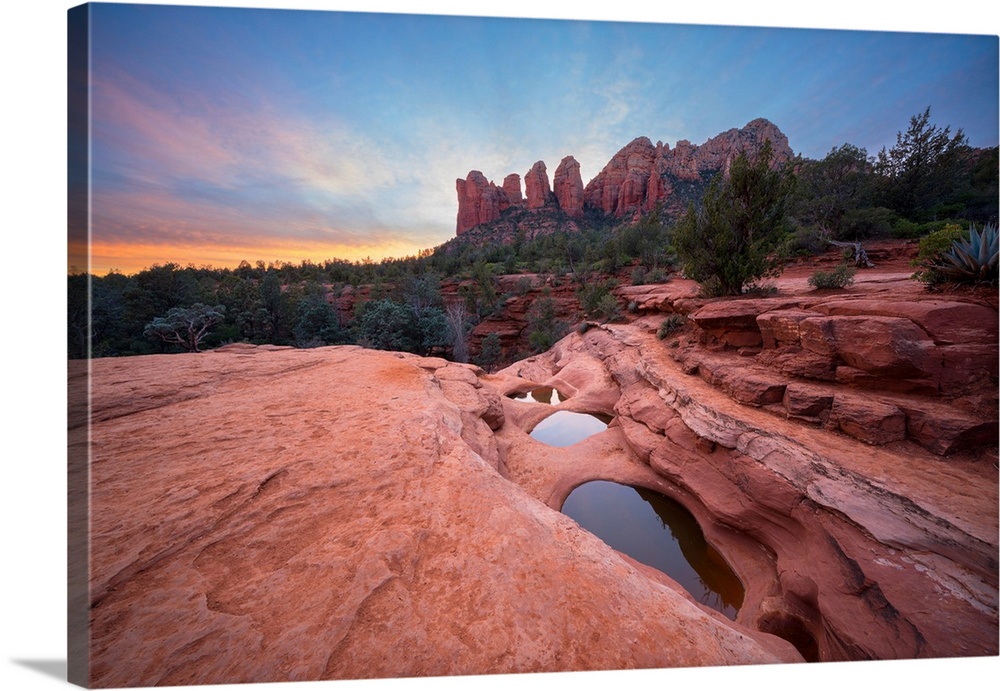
[529,411,609,447]
[561,480,744,619]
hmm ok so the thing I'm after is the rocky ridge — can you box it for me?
[455,118,793,235]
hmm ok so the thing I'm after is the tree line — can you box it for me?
[69,107,997,361]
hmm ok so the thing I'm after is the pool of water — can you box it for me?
[561,480,744,619]
[529,410,610,447]
[509,387,564,404]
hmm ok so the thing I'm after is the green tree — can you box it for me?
[526,289,567,353]
[293,285,348,346]
[791,143,874,239]
[474,332,502,372]
[354,299,418,352]
[354,298,448,355]
[872,107,969,220]
[673,140,795,296]
[143,304,226,352]
[258,271,296,344]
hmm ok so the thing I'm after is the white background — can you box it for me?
[2,1,997,690]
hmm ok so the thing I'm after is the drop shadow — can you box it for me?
[11,659,67,682]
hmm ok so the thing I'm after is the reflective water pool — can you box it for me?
[529,411,610,447]
[561,480,744,619]
[509,387,564,404]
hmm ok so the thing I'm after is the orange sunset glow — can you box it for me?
[71,236,437,276]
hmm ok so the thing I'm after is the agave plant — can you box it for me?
[928,222,998,285]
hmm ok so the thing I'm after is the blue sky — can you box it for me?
[76,1,998,273]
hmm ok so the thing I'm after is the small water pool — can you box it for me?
[561,480,744,619]
[529,411,610,447]
[509,387,564,404]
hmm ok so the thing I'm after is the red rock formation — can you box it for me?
[455,119,795,236]
[456,170,525,234]
[583,136,658,218]
[456,171,498,234]
[502,173,523,204]
[583,119,794,220]
[553,155,584,218]
[524,160,552,210]
[487,305,998,664]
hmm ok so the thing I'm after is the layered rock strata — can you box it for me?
[488,318,997,663]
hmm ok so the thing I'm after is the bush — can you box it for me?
[526,289,567,353]
[839,206,898,240]
[808,264,856,290]
[922,222,999,285]
[630,266,648,286]
[912,223,966,283]
[473,332,502,372]
[576,277,621,321]
[657,314,686,339]
[647,267,670,284]
[786,226,828,257]
[673,140,795,296]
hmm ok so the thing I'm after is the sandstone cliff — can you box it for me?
[455,118,793,234]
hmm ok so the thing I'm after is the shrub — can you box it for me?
[647,267,670,284]
[923,222,999,285]
[576,277,621,321]
[914,224,966,264]
[673,140,795,296]
[630,266,648,286]
[786,226,828,257]
[657,314,686,339]
[912,223,967,283]
[526,289,567,353]
[839,206,898,240]
[594,293,623,322]
[474,332,502,372]
[808,264,856,290]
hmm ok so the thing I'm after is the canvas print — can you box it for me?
[67,1,999,688]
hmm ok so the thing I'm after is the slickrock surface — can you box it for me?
[490,317,997,662]
[83,344,795,688]
[80,253,998,685]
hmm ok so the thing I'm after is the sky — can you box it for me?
[71,1,999,275]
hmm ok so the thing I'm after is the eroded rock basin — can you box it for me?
[489,301,998,666]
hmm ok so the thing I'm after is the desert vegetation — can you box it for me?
[69,108,997,362]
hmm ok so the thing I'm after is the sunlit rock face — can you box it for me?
[553,155,585,218]
[524,159,553,210]
[84,344,793,688]
[455,118,794,234]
